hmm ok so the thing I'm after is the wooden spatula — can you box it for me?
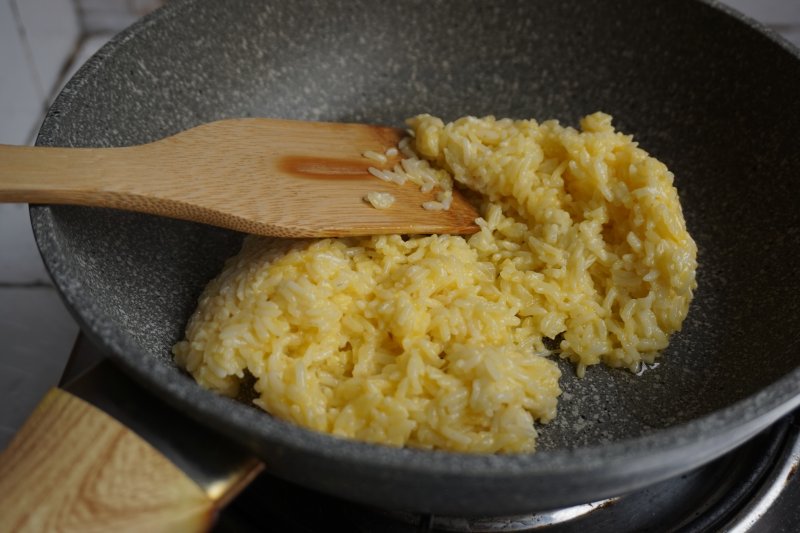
[0,118,479,237]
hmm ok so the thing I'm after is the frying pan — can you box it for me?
[14,0,800,518]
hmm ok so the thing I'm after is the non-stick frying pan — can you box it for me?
[14,0,800,518]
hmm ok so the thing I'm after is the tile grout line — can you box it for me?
[8,0,46,101]
[70,0,88,35]
[768,23,800,31]
[22,0,90,145]
[8,0,51,145]
[0,281,53,289]
[47,34,90,98]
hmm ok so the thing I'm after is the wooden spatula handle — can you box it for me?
[0,118,479,237]
[0,388,224,532]
[0,144,151,204]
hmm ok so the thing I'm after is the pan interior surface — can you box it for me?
[31,0,800,515]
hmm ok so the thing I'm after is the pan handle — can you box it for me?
[0,361,263,532]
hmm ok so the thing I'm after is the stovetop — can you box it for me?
[214,412,800,532]
[61,336,800,533]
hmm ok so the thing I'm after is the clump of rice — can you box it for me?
[173,112,697,453]
[366,139,453,202]
[407,112,697,375]
[363,191,396,209]
[422,190,453,211]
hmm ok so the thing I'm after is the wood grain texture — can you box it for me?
[0,388,224,532]
[0,118,479,237]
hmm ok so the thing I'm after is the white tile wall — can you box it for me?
[724,0,800,47]
[0,0,82,452]
[76,0,144,34]
[0,288,78,447]
[782,27,800,48]
[16,0,81,100]
[0,0,45,145]
[0,0,798,452]
[0,0,164,451]
[722,0,800,25]
[62,33,116,85]
[0,204,50,284]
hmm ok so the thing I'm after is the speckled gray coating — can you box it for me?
[30,0,800,515]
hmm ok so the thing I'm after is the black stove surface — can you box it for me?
[215,412,800,533]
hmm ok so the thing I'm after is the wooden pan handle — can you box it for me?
[0,388,223,532]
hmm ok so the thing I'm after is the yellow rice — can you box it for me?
[363,191,396,209]
[173,112,697,453]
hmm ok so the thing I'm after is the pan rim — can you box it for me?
[29,0,800,510]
